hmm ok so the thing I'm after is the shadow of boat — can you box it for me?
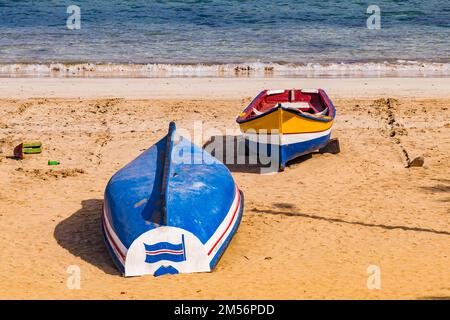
[203,135,279,174]
[54,199,119,276]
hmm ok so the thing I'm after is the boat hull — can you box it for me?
[244,129,331,170]
[237,89,336,169]
[102,123,244,277]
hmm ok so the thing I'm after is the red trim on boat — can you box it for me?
[207,187,241,256]
[237,89,335,123]
[146,249,184,255]
[102,210,126,262]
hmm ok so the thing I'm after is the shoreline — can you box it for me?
[1,77,450,100]
[1,61,450,79]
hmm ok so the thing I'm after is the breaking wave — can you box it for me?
[1,61,450,78]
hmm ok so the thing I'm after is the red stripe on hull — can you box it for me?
[102,210,126,262]
[208,188,241,256]
[146,249,184,255]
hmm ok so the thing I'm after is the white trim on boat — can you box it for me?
[266,89,285,95]
[315,106,329,116]
[103,205,128,264]
[103,222,125,266]
[279,102,311,110]
[252,107,264,116]
[301,88,319,93]
[205,184,241,259]
[281,129,331,145]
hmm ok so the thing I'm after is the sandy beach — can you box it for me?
[0,77,449,299]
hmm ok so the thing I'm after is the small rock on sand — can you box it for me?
[409,156,424,167]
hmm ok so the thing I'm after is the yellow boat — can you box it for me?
[236,88,336,170]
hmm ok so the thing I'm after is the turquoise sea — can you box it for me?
[0,0,449,77]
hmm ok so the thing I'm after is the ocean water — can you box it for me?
[0,0,449,77]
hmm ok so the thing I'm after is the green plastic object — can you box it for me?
[48,160,60,166]
[23,142,42,154]
[14,141,42,159]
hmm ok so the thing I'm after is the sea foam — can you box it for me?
[1,61,449,78]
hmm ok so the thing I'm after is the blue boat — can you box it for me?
[102,122,244,277]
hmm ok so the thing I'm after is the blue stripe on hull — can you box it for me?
[281,133,331,168]
[145,253,185,263]
[245,133,331,169]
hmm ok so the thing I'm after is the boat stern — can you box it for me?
[102,184,244,277]
[124,226,211,277]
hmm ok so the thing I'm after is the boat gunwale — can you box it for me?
[236,89,336,124]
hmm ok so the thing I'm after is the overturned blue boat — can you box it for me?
[102,122,244,277]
